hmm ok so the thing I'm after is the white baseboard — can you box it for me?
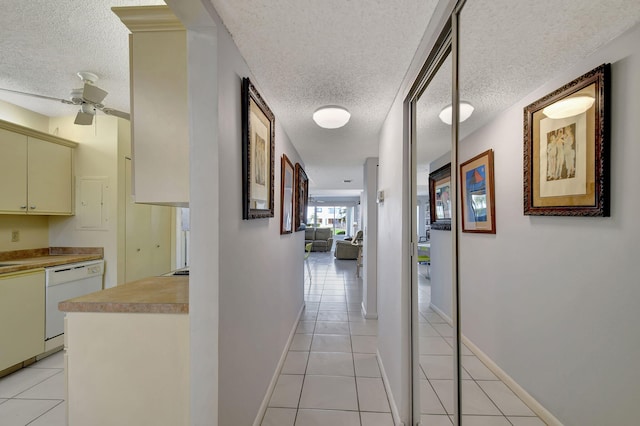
[361,302,378,319]
[43,335,64,354]
[252,303,305,426]
[429,302,452,324]
[376,349,404,426]
[461,336,563,426]
[429,303,562,425]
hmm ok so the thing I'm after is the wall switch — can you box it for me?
[11,230,19,242]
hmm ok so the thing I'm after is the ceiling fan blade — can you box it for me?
[74,110,94,125]
[0,87,76,105]
[82,83,107,105]
[101,107,130,120]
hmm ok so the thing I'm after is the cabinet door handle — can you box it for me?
[20,206,27,210]
[30,206,36,210]
[156,244,161,248]
[137,248,141,252]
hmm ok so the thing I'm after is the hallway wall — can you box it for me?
[457,24,640,425]
[377,99,411,424]
[201,7,305,426]
[168,2,305,424]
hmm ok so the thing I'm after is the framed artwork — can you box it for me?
[242,77,275,219]
[523,63,610,216]
[294,163,309,232]
[280,154,294,234]
[429,163,452,231]
[460,149,496,233]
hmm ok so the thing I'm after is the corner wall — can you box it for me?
[457,24,640,425]
[169,1,306,424]
[377,100,411,424]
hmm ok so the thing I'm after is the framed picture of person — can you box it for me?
[523,63,610,216]
[242,77,275,219]
[460,149,496,233]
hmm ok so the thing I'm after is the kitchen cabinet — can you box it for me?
[0,269,45,371]
[0,121,76,215]
[113,6,189,206]
[124,158,173,282]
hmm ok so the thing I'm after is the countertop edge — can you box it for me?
[59,301,189,314]
[59,276,189,314]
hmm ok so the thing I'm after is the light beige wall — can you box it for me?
[0,100,50,133]
[48,115,121,288]
[0,216,49,251]
[66,312,189,425]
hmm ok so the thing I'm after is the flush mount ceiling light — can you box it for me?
[542,95,595,119]
[438,101,474,125]
[313,105,351,129]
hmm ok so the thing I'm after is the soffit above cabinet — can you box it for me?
[0,118,78,148]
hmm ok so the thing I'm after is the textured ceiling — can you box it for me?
[1,0,639,198]
[210,0,439,196]
[0,0,163,119]
[415,0,640,193]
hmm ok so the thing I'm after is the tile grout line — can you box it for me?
[24,399,64,426]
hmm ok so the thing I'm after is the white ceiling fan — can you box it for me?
[0,71,130,125]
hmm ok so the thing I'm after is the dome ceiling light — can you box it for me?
[313,105,351,129]
[438,101,474,125]
[542,95,595,119]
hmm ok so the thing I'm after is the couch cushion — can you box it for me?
[315,228,332,241]
[305,228,316,240]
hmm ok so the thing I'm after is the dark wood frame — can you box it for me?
[429,163,452,231]
[523,63,610,216]
[460,149,496,233]
[280,154,295,234]
[294,163,309,232]
[242,77,275,219]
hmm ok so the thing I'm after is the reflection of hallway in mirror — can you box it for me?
[417,265,547,425]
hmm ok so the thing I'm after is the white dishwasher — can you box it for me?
[45,259,104,340]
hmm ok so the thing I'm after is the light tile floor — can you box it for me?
[417,263,547,425]
[262,251,393,426]
[0,350,66,426]
[0,253,548,426]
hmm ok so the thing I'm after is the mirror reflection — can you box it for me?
[453,0,640,425]
[414,50,457,424]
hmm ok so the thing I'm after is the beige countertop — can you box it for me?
[0,247,103,274]
[59,276,189,314]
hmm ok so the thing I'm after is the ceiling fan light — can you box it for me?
[313,106,351,129]
[542,95,594,119]
[438,101,474,125]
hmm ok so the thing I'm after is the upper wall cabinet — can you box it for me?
[0,121,76,215]
[113,6,189,207]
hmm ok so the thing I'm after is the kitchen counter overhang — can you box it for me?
[58,275,188,314]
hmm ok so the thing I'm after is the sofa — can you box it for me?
[305,227,334,252]
[334,230,363,260]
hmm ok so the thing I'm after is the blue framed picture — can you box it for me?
[460,149,496,233]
